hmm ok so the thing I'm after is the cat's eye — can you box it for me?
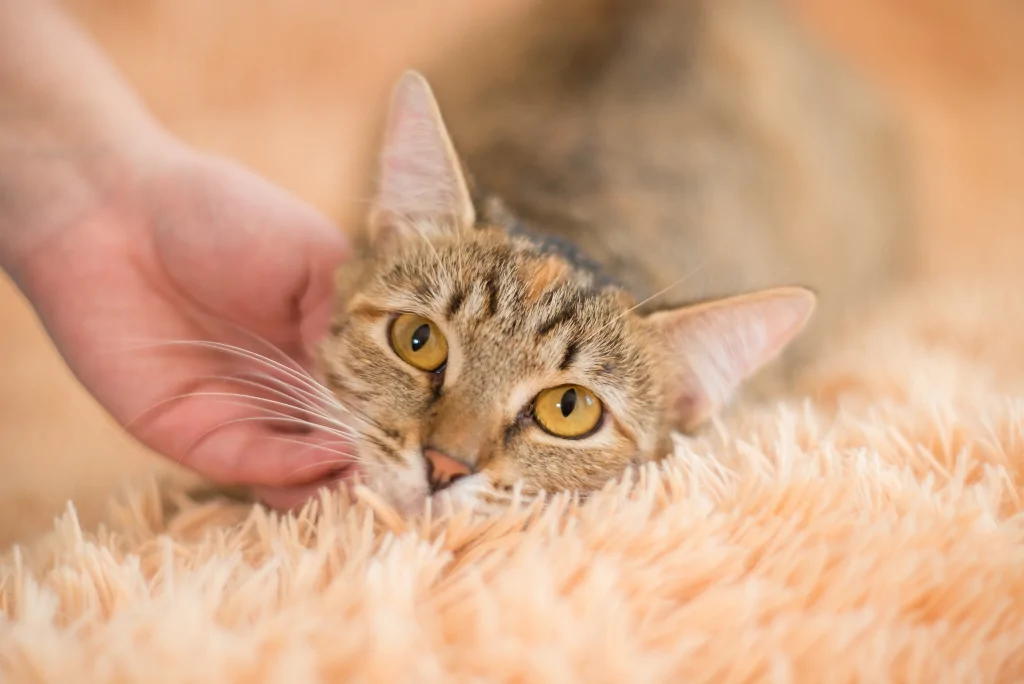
[532,384,603,439]
[389,313,448,372]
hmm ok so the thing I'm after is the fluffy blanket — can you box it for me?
[2,270,1023,683]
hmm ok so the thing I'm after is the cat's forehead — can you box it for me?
[360,228,643,370]
[337,225,663,452]
[370,230,623,318]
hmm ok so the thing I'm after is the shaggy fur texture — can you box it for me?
[2,268,1024,682]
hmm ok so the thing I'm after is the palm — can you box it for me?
[28,150,352,506]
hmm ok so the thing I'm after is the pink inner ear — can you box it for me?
[711,294,813,376]
[375,72,469,224]
[654,287,815,427]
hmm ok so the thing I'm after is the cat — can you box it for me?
[315,0,913,516]
[317,72,814,516]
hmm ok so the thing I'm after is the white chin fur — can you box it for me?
[385,473,501,518]
[363,454,506,518]
[430,474,510,517]
[363,461,430,517]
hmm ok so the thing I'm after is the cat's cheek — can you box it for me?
[362,454,432,517]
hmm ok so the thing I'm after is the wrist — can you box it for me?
[0,0,178,289]
[0,114,175,287]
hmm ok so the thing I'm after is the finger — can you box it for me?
[185,425,357,488]
[252,476,355,512]
[130,381,360,487]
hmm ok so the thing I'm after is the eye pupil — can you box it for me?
[559,388,577,417]
[410,323,431,352]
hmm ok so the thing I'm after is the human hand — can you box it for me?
[4,136,354,510]
[0,0,359,510]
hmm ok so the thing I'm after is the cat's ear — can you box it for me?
[643,286,816,431]
[368,70,475,249]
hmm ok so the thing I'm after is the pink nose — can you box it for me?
[423,448,472,491]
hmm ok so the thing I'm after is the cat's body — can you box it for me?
[318,0,912,515]
[434,0,913,366]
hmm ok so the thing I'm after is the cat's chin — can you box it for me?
[387,489,476,520]
[427,475,513,519]
[365,474,508,520]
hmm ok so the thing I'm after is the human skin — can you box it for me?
[0,0,353,509]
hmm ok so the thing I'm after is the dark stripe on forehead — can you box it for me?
[446,287,466,317]
[560,341,579,371]
[413,281,432,301]
[484,268,502,318]
[538,299,577,336]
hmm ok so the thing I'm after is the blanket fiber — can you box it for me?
[2,271,1024,682]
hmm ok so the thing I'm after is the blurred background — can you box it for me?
[1,0,1022,547]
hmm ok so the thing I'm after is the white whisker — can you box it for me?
[233,370,368,426]
[115,335,387,436]
[116,339,336,405]
[191,314,314,377]
[176,414,363,466]
[264,437,369,478]
[593,258,709,334]
[206,373,337,419]
[178,392,358,438]
[204,402,359,442]
[122,383,359,440]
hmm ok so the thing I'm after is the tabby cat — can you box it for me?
[319,72,811,515]
[317,0,911,516]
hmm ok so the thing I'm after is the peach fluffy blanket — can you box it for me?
[2,270,1023,683]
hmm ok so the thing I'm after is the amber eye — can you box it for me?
[389,313,448,372]
[532,384,603,439]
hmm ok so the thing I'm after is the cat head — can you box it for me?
[316,71,814,515]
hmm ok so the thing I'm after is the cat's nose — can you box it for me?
[423,448,473,492]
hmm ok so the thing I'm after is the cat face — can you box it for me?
[316,71,815,516]
[319,227,664,514]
